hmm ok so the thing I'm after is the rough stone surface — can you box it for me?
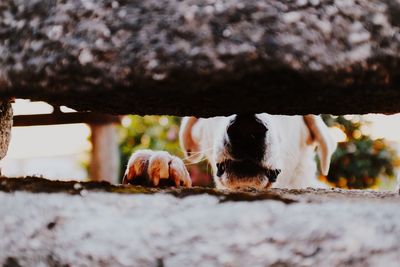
[1,177,400,266]
[0,101,12,161]
[1,0,400,116]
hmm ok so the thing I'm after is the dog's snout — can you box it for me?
[227,115,267,141]
[226,114,267,160]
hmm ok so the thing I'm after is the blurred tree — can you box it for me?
[118,115,212,186]
[322,115,399,189]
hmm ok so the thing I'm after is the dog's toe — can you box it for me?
[169,156,192,187]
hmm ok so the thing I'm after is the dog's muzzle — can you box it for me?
[218,114,281,188]
[216,160,281,187]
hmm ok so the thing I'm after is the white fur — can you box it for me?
[181,114,337,189]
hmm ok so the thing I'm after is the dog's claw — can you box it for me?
[123,150,192,188]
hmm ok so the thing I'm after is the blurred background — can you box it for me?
[2,99,400,190]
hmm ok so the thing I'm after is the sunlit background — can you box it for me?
[0,100,91,180]
[2,99,400,190]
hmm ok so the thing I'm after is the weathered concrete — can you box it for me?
[1,0,400,116]
[0,101,12,161]
[1,177,400,266]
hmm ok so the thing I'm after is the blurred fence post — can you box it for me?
[89,123,120,183]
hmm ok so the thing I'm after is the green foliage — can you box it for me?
[322,115,399,189]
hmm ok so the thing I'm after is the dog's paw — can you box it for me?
[122,149,192,187]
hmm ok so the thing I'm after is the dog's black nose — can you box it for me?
[227,114,267,142]
[226,114,267,160]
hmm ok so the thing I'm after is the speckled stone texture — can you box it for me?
[1,0,400,116]
[1,177,400,266]
[0,180,400,267]
[0,101,12,160]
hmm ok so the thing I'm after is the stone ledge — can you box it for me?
[1,177,399,203]
[1,177,400,266]
[1,1,400,116]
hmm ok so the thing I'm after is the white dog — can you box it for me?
[123,114,337,190]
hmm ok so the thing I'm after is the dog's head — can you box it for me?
[180,114,336,190]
